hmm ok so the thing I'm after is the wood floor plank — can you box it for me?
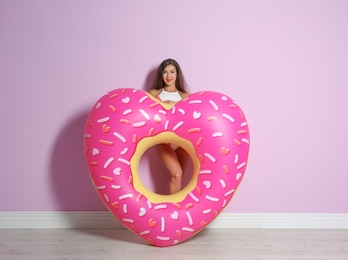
[0,229,347,260]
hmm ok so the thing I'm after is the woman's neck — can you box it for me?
[163,85,177,92]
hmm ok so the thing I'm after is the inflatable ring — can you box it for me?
[84,88,250,247]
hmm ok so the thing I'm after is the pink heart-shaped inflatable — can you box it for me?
[84,88,250,246]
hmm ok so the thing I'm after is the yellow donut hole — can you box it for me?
[131,132,200,204]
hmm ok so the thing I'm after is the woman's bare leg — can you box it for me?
[175,147,189,173]
[156,144,186,194]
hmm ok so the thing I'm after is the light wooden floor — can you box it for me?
[0,228,347,260]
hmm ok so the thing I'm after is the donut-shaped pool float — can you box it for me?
[84,88,250,247]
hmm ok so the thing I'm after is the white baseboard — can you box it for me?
[1,212,347,229]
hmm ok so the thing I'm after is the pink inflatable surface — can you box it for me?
[84,88,250,246]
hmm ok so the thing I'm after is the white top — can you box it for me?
[158,89,182,102]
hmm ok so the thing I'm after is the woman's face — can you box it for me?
[162,65,177,88]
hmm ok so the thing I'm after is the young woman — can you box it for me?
[148,59,189,194]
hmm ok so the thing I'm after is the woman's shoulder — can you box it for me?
[179,91,189,99]
[148,88,162,98]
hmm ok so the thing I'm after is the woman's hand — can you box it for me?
[163,100,176,104]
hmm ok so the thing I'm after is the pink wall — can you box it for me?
[1,0,348,213]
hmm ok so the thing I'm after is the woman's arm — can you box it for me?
[180,91,189,99]
[148,89,161,99]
